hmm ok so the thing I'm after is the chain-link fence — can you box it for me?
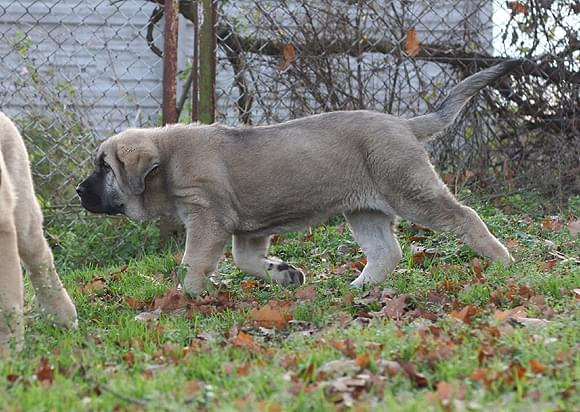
[214,0,578,198]
[0,0,578,267]
[0,0,171,267]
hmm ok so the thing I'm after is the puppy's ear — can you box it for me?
[116,142,160,195]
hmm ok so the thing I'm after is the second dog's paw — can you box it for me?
[37,289,78,329]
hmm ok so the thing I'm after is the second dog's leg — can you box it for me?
[17,217,78,329]
[0,219,24,353]
[346,211,402,288]
[232,234,305,287]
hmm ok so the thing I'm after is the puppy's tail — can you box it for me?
[408,59,522,141]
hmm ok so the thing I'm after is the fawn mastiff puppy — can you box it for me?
[0,113,77,353]
[78,60,519,295]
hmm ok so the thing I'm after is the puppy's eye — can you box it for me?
[102,162,112,171]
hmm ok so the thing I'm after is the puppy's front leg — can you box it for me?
[181,214,229,296]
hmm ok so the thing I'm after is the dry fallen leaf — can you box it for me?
[295,285,316,301]
[154,288,189,313]
[506,238,520,249]
[470,257,486,277]
[470,368,490,384]
[331,338,357,358]
[351,257,367,272]
[478,347,495,365]
[450,305,479,324]
[278,43,296,71]
[342,292,354,305]
[231,331,262,353]
[247,300,293,329]
[529,359,547,374]
[542,217,562,231]
[296,362,316,383]
[561,385,576,399]
[529,295,546,306]
[126,296,152,310]
[258,400,283,412]
[493,305,527,321]
[35,357,54,385]
[410,244,438,265]
[355,352,370,369]
[371,294,408,320]
[241,280,259,291]
[121,352,135,366]
[503,159,515,180]
[6,374,20,384]
[236,362,251,376]
[81,277,106,294]
[508,1,528,14]
[397,360,428,387]
[427,380,466,406]
[183,379,202,402]
[109,264,129,280]
[567,220,580,237]
[540,258,558,271]
[405,27,421,57]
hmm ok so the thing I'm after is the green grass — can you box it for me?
[1,194,578,411]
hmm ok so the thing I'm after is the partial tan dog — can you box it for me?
[0,113,77,353]
[78,61,520,296]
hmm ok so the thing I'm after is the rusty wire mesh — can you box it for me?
[0,0,578,266]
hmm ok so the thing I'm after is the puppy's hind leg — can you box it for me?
[232,234,305,287]
[393,171,512,265]
[345,211,402,288]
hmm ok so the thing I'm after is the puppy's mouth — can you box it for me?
[106,204,125,215]
[78,195,124,216]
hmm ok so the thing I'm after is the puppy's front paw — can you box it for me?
[268,262,305,287]
[182,273,208,297]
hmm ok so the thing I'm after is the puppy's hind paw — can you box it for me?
[349,273,384,290]
[349,275,367,290]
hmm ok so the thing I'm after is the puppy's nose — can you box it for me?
[76,185,86,197]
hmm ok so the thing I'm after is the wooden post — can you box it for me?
[160,0,180,245]
[162,0,178,125]
[199,0,216,124]
[191,0,199,122]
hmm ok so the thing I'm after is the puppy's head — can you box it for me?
[77,130,160,220]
